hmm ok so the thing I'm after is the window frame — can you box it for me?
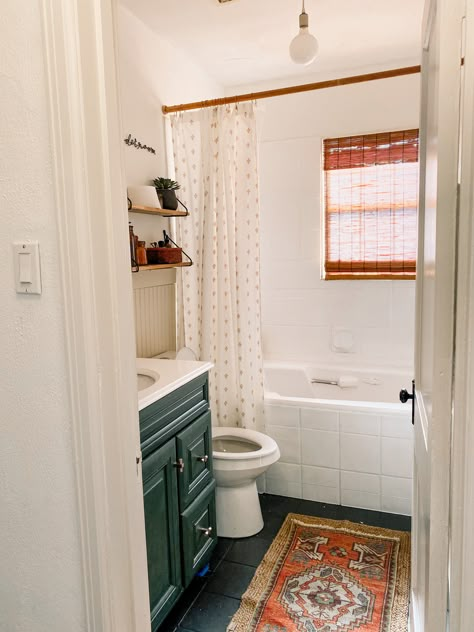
[321,129,419,281]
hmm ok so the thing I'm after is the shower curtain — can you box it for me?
[169,102,263,430]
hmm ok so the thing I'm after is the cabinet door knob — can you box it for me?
[174,458,185,473]
[198,526,213,537]
[197,455,209,463]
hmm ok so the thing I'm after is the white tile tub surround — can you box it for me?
[264,370,414,515]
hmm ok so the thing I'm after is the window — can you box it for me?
[323,129,419,279]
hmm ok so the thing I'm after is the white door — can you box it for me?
[410,0,464,630]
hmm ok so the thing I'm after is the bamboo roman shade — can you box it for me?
[323,129,419,279]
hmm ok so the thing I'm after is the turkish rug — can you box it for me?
[227,513,410,632]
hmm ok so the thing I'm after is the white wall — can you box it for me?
[118,5,224,245]
[0,2,85,631]
[255,74,420,370]
[117,6,224,356]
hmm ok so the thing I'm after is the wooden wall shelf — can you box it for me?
[129,205,188,217]
[138,262,192,272]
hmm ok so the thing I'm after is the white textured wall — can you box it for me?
[255,74,420,370]
[0,2,85,631]
[117,6,224,356]
[118,5,224,245]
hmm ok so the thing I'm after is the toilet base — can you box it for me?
[215,480,264,538]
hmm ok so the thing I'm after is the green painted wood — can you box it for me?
[140,374,209,456]
[142,439,182,631]
[181,481,217,587]
[176,410,213,510]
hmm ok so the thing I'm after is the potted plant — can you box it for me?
[152,177,180,210]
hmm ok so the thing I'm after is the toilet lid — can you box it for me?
[176,346,197,360]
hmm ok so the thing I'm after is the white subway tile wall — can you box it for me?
[264,403,413,515]
[258,77,419,369]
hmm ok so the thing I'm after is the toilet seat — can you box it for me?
[212,427,279,460]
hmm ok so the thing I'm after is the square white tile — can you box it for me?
[340,433,380,474]
[267,462,302,483]
[301,429,339,469]
[266,478,302,499]
[302,483,340,504]
[341,470,380,494]
[301,407,339,432]
[381,437,413,477]
[381,476,412,499]
[381,495,412,516]
[264,404,300,427]
[302,465,339,488]
[341,489,381,511]
[340,412,380,436]
[381,414,413,439]
[267,426,301,464]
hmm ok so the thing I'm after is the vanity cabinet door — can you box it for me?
[181,480,217,587]
[142,438,182,632]
[176,410,213,509]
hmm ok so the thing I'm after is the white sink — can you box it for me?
[136,358,214,411]
[137,369,160,392]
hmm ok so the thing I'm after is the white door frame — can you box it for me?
[40,1,150,631]
[449,1,474,628]
[39,0,474,629]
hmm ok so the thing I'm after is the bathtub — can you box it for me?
[263,363,413,515]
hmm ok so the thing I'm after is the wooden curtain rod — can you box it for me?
[162,65,421,114]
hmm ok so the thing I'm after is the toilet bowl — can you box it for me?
[212,427,280,538]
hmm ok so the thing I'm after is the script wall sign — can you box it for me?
[124,134,156,154]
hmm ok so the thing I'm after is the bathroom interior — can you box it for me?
[123,1,419,630]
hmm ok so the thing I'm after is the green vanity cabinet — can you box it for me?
[140,373,216,632]
[142,439,182,631]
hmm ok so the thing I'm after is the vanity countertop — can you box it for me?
[137,358,213,411]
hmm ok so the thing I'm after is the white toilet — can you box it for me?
[212,427,280,538]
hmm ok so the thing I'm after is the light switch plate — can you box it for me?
[13,241,42,294]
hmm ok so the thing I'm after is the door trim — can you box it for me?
[450,1,474,627]
[40,1,150,631]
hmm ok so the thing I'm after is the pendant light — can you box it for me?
[289,0,319,65]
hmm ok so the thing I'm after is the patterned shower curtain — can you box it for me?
[169,103,263,430]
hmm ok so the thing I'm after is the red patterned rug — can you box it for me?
[227,513,410,632]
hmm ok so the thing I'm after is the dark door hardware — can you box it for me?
[400,379,415,425]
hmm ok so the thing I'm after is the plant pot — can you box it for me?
[156,188,178,211]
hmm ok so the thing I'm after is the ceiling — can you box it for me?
[120,0,425,88]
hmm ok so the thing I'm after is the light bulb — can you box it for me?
[289,28,319,65]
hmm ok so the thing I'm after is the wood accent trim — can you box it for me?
[129,205,188,217]
[138,262,192,271]
[324,273,416,281]
[162,65,421,114]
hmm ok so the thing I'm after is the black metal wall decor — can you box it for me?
[124,133,156,154]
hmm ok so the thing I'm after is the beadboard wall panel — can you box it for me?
[133,281,176,358]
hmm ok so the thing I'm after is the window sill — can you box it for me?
[324,273,416,280]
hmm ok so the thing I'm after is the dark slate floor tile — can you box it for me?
[259,493,300,517]
[209,537,233,570]
[255,510,286,540]
[374,511,411,532]
[205,560,256,599]
[225,536,272,567]
[159,576,207,631]
[180,591,240,632]
[296,499,341,520]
